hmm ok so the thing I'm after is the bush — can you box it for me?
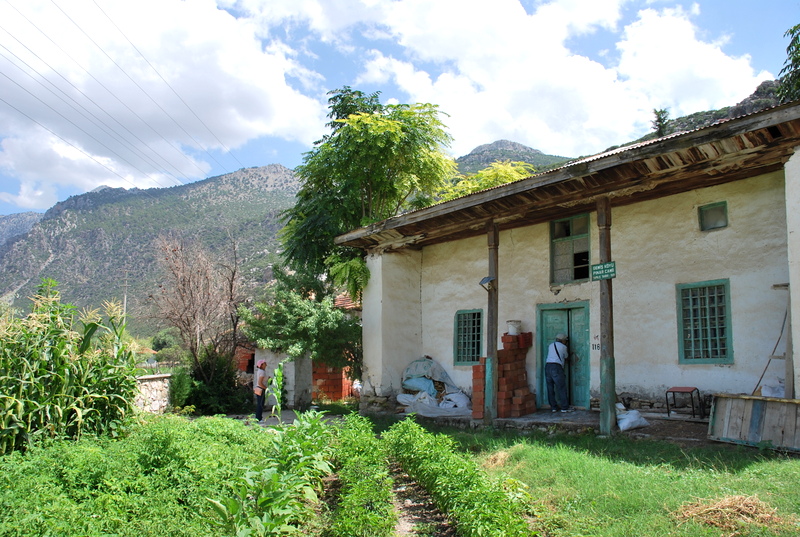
[185,349,250,415]
[168,367,192,408]
[0,280,139,454]
[326,414,396,537]
[0,415,277,536]
[384,418,535,537]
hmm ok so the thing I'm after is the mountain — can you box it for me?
[455,140,571,175]
[604,80,782,152]
[0,165,299,335]
[0,212,42,247]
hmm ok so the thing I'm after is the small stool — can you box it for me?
[665,387,700,418]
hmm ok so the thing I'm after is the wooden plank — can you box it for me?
[713,396,732,439]
[725,399,749,440]
[746,399,767,443]
[766,401,787,447]
[740,398,754,441]
[794,406,800,450]
[783,402,797,449]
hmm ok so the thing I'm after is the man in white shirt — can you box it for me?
[545,333,573,413]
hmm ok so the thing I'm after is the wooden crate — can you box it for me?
[708,394,800,452]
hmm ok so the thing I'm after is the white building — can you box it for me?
[336,102,800,422]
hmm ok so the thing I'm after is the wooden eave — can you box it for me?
[335,102,800,253]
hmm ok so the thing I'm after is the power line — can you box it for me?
[49,0,235,174]
[91,0,246,171]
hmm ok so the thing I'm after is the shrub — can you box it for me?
[185,348,250,415]
[326,413,396,537]
[168,367,192,408]
[207,410,334,536]
[0,280,139,454]
[384,418,535,537]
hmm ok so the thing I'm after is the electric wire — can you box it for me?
[0,34,186,188]
[91,0,245,171]
[3,0,213,181]
[49,0,233,174]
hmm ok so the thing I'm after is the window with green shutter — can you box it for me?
[454,309,483,365]
[676,279,732,364]
[551,214,590,284]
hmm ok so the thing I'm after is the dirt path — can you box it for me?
[391,464,458,537]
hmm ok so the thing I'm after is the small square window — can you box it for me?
[454,309,483,365]
[699,202,727,231]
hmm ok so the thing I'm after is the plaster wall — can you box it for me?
[252,349,312,408]
[363,250,423,397]
[409,170,789,401]
[786,150,800,396]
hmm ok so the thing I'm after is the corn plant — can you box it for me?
[0,280,139,454]
[384,418,536,537]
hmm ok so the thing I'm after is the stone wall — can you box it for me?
[135,374,171,414]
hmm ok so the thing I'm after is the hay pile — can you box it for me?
[675,495,793,535]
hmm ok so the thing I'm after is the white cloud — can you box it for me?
[0,0,327,209]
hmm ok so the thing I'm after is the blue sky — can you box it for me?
[0,0,796,215]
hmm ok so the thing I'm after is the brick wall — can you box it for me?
[472,332,536,419]
[312,363,354,401]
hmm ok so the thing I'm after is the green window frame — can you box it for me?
[676,279,732,364]
[454,309,483,365]
[698,201,728,231]
[551,214,590,284]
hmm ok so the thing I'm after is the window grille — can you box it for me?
[454,309,483,365]
[677,280,732,364]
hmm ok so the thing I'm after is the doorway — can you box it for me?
[537,302,590,409]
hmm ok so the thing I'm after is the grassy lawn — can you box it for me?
[441,425,800,536]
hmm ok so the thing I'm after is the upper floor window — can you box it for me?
[454,309,483,365]
[699,202,728,231]
[551,214,590,284]
[676,279,732,364]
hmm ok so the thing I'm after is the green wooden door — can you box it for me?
[538,303,590,409]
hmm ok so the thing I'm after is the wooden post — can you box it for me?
[786,292,794,399]
[484,221,499,423]
[597,197,617,435]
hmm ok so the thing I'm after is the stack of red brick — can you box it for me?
[472,332,535,419]
[312,363,355,401]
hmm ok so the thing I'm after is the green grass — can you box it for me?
[441,425,800,536]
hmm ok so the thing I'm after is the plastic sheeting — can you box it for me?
[397,356,472,417]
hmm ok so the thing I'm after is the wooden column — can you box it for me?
[597,197,617,435]
[484,221,499,423]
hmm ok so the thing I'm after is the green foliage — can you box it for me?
[151,328,181,351]
[240,267,363,378]
[779,24,800,103]
[281,87,456,297]
[207,411,333,536]
[437,160,536,202]
[168,367,192,408]
[652,108,670,137]
[0,280,139,454]
[326,414,396,537]
[0,415,278,536]
[185,348,250,415]
[384,419,535,537]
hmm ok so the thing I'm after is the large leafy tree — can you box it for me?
[436,160,536,202]
[779,24,800,103]
[281,87,457,299]
[239,267,363,378]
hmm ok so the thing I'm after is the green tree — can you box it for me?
[779,23,800,103]
[281,87,457,299]
[652,108,670,137]
[239,267,362,378]
[436,160,536,202]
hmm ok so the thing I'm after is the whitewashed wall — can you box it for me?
[253,349,312,408]
[364,169,790,402]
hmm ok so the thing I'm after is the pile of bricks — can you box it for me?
[472,332,536,419]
